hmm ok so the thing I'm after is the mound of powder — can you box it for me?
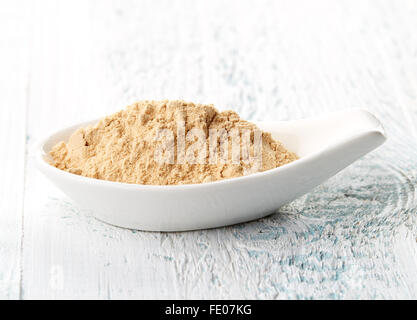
[50,100,298,185]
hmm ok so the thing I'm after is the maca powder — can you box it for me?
[50,100,298,185]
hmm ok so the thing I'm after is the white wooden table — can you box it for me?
[1,0,417,299]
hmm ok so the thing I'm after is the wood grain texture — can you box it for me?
[0,0,32,299]
[0,0,416,299]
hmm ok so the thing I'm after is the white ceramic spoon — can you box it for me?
[36,109,386,231]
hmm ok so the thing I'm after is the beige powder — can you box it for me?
[50,100,298,185]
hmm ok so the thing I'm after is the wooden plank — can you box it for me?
[21,0,417,299]
[0,0,32,299]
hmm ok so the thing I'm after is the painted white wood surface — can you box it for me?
[1,0,416,299]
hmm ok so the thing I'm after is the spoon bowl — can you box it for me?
[36,109,386,231]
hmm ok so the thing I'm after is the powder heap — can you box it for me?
[50,100,298,185]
